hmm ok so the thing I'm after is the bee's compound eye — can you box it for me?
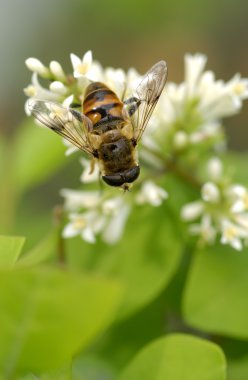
[124,166,140,183]
[102,174,125,187]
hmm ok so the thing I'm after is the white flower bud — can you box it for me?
[181,201,203,221]
[173,131,188,149]
[25,57,49,77]
[49,81,67,95]
[49,60,66,81]
[201,182,220,203]
[207,157,223,181]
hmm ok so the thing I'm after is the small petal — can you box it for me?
[62,223,79,238]
[81,226,96,243]
[70,53,81,70]
[103,204,130,244]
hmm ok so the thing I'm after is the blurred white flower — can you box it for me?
[63,139,79,156]
[173,131,188,149]
[61,190,130,244]
[62,212,101,243]
[181,201,204,221]
[190,214,216,244]
[60,189,101,211]
[80,158,99,183]
[228,185,248,213]
[201,182,220,203]
[220,219,248,251]
[207,157,223,181]
[136,181,168,207]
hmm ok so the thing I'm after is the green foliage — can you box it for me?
[67,203,183,320]
[12,119,69,194]
[183,244,248,339]
[119,334,226,380]
[0,266,122,378]
[0,235,25,268]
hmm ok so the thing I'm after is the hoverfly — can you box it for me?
[28,60,167,190]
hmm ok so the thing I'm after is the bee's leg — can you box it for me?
[70,102,81,108]
[98,172,104,194]
[89,158,95,174]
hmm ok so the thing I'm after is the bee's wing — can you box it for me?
[28,100,95,156]
[124,60,167,143]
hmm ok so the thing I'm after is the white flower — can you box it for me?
[228,185,248,213]
[220,219,248,251]
[207,157,223,181]
[226,73,248,101]
[63,139,79,156]
[104,67,126,97]
[70,50,93,78]
[49,60,66,81]
[49,81,67,95]
[80,158,99,183]
[136,181,168,207]
[62,211,105,243]
[25,57,50,77]
[62,193,130,245]
[60,189,101,211]
[173,131,188,149]
[102,203,130,244]
[24,73,60,115]
[201,182,220,203]
[190,214,216,244]
[181,201,204,221]
[185,53,207,98]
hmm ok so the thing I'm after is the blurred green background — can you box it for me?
[0,0,248,238]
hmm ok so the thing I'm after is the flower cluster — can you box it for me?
[181,158,248,250]
[24,51,248,249]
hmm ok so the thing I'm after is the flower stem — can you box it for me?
[142,146,202,189]
[53,205,66,266]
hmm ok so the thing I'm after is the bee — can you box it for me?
[28,60,167,190]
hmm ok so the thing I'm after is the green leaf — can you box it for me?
[0,268,122,378]
[13,119,69,193]
[18,232,56,266]
[67,203,182,320]
[0,235,25,268]
[183,244,248,339]
[119,334,226,380]
[228,355,248,380]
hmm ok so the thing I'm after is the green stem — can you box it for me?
[142,147,202,189]
[53,205,66,266]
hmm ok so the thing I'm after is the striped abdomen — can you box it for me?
[83,82,124,132]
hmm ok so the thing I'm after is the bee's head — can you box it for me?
[102,165,140,188]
